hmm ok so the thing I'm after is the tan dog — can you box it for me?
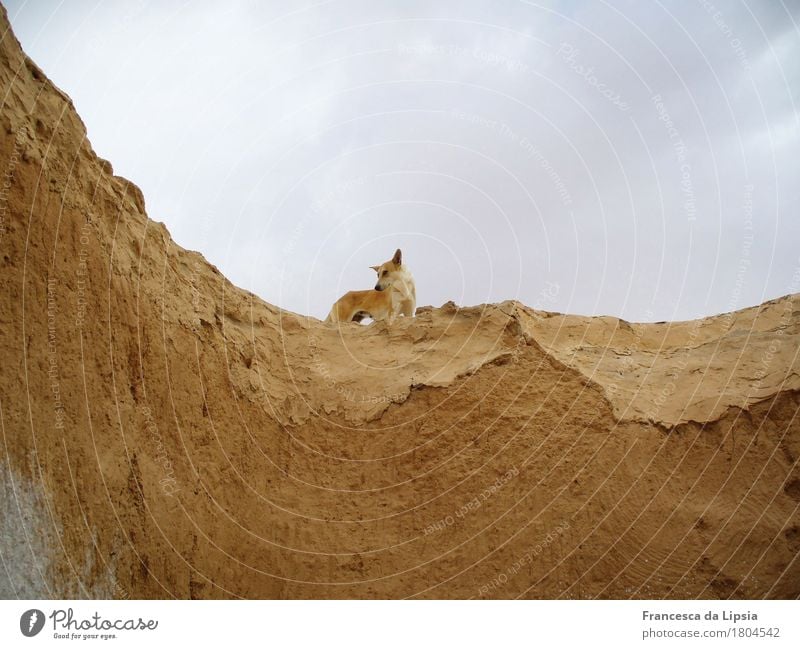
[371,248,416,317]
[326,249,416,324]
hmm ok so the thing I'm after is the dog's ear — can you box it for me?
[369,265,380,273]
[392,248,402,265]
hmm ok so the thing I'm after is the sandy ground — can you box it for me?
[0,6,798,598]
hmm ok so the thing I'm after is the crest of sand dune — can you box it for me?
[517,299,800,427]
[0,5,798,599]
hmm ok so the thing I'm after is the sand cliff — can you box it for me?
[1,6,798,598]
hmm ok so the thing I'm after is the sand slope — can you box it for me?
[1,6,798,598]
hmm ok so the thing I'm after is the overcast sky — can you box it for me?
[6,0,799,321]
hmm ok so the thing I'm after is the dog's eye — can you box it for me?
[382,270,388,276]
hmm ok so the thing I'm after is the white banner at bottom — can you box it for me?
[1,600,797,648]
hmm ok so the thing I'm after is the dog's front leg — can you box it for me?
[400,298,414,317]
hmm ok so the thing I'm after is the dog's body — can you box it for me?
[326,288,400,324]
[326,249,416,324]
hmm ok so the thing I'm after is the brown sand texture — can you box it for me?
[0,6,798,599]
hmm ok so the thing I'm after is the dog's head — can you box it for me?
[371,248,403,291]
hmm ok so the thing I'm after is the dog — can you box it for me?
[371,248,416,317]
[326,249,416,324]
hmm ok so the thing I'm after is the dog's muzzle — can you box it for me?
[375,284,384,291]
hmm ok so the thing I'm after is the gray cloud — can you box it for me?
[6,0,799,320]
